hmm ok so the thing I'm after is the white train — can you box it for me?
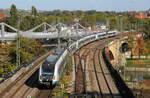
[39,30,117,86]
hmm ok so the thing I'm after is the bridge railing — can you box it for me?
[102,48,135,98]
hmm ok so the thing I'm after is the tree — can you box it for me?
[95,14,106,21]
[134,36,148,58]
[31,6,38,17]
[0,44,12,77]
[8,4,18,28]
[31,6,46,31]
[86,10,96,15]
[122,17,130,31]
[62,10,72,16]
[9,37,44,64]
[76,10,84,18]
[60,16,73,22]
[20,16,32,31]
[46,16,56,24]
[109,17,118,30]
[143,18,150,39]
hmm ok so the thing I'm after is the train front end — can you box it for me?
[39,55,57,86]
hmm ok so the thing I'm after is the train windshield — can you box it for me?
[42,61,55,73]
[42,55,58,73]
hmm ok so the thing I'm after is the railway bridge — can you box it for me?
[70,32,142,98]
[0,22,141,98]
[108,32,143,67]
[0,22,95,40]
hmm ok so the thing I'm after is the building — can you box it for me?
[95,21,107,30]
[135,14,148,19]
[74,18,80,22]
[0,14,6,20]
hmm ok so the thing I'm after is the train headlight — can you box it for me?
[52,76,55,81]
[40,76,42,80]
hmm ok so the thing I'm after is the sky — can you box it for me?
[0,0,150,11]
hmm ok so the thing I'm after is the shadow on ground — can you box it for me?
[25,69,54,90]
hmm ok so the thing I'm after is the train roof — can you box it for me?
[55,48,64,52]
[46,55,58,62]
[43,47,65,66]
[53,47,64,55]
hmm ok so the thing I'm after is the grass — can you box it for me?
[126,58,150,68]
[126,40,150,68]
[141,84,150,89]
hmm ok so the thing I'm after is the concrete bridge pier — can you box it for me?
[107,39,126,68]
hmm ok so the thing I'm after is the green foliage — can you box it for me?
[0,44,14,77]
[65,54,73,75]
[146,40,150,55]
[0,38,44,78]
[20,16,32,31]
[126,58,150,68]
[46,16,56,24]
[109,17,119,30]
[143,18,150,38]
[54,72,70,97]
[62,10,72,16]
[8,4,18,29]
[10,37,44,64]
[3,5,150,39]
[127,34,134,59]
[31,6,38,17]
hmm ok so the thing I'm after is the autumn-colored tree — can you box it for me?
[9,37,44,65]
[134,36,148,58]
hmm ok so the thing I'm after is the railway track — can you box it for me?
[36,33,135,97]
[92,47,114,98]
[92,48,103,98]
[0,50,54,98]
[36,87,55,98]
[91,46,121,98]
[72,35,123,97]
[73,41,102,97]
[0,32,136,98]
[74,47,89,93]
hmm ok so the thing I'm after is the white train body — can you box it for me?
[39,31,117,86]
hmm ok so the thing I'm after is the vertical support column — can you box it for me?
[76,41,79,49]
[44,23,47,33]
[76,23,79,39]
[1,23,5,38]
[16,15,21,67]
[58,30,61,48]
